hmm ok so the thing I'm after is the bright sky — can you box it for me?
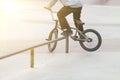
[0,0,17,13]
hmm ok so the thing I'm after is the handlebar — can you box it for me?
[44,7,52,11]
[44,7,57,13]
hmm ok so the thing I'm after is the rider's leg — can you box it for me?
[73,7,83,32]
[57,6,73,36]
[72,7,85,39]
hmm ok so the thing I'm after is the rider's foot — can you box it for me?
[75,19,85,25]
[61,29,73,37]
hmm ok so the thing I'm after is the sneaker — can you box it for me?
[75,19,85,25]
[61,29,73,36]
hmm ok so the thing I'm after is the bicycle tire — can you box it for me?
[48,29,58,52]
[79,29,102,51]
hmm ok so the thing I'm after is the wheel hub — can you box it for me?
[87,38,92,42]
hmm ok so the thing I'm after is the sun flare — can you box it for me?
[0,0,17,13]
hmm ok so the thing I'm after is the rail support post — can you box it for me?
[66,36,69,53]
[30,48,34,68]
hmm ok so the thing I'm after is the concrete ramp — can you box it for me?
[1,52,120,80]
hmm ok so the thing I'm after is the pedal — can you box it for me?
[71,36,78,41]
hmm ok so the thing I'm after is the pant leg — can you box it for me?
[72,7,84,31]
[57,6,72,30]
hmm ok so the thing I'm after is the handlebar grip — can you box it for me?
[44,7,57,13]
[44,7,52,11]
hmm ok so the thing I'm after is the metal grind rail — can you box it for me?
[0,36,69,68]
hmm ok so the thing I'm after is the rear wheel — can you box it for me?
[48,29,58,52]
[79,29,102,51]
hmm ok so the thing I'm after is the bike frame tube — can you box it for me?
[70,27,88,41]
[50,10,57,21]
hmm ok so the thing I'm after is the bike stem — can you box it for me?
[50,10,58,21]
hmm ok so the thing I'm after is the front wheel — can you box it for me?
[48,29,58,52]
[79,29,102,51]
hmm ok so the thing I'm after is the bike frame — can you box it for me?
[50,10,87,41]
[45,9,102,52]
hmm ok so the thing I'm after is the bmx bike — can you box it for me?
[46,10,102,52]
